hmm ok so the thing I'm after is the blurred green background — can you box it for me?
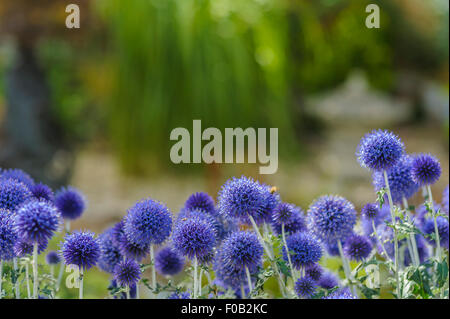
[0,0,448,298]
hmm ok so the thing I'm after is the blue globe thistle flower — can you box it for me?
[295,276,317,298]
[0,179,32,212]
[178,209,224,242]
[168,291,191,299]
[283,232,323,270]
[118,233,150,262]
[217,176,277,225]
[0,209,17,261]
[422,216,449,249]
[30,183,54,202]
[411,153,441,186]
[404,235,429,266]
[361,204,390,244]
[155,246,185,276]
[361,203,379,219]
[272,202,296,224]
[0,168,34,188]
[213,249,247,290]
[14,200,61,244]
[308,195,356,244]
[114,258,141,288]
[271,208,307,236]
[173,216,216,259]
[124,198,172,247]
[356,129,404,171]
[323,288,357,299]
[61,231,100,270]
[325,241,340,257]
[343,234,372,261]
[305,263,323,281]
[54,187,86,220]
[46,251,61,265]
[14,239,48,257]
[98,228,123,273]
[318,271,339,290]
[184,192,216,216]
[372,155,419,204]
[220,231,263,273]
[197,249,216,265]
[111,220,126,246]
[259,185,281,224]
[442,185,449,215]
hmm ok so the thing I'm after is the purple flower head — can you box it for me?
[356,130,404,171]
[220,231,263,273]
[213,248,247,290]
[114,258,141,288]
[422,216,449,249]
[372,155,419,204]
[61,231,100,270]
[168,291,191,299]
[111,220,125,246]
[118,234,150,262]
[124,198,172,247]
[318,271,339,290]
[323,288,357,299]
[361,204,390,244]
[98,228,123,273]
[0,179,32,212]
[305,263,323,281]
[14,239,48,257]
[155,246,185,276]
[178,209,224,242]
[14,200,61,244]
[308,195,356,244]
[0,168,34,188]
[442,185,449,215]
[411,154,441,186]
[343,234,372,261]
[184,192,216,216]
[283,232,323,270]
[172,216,215,259]
[271,208,307,236]
[46,251,61,265]
[55,187,86,220]
[295,276,317,298]
[361,203,379,220]
[0,209,17,261]
[30,183,54,202]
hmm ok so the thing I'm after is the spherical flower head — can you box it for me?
[323,288,357,299]
[30,183,54,202]
[124,198,172,246]
[111,220,125,246]
[61,231,100,270]
[0,209,17,261]
[220,231,263,273]
[168,291,191,299]
[356,129,404,171]
[184,192,216,216]
[217,176,275,225]
[118,234,150,262]
[272,202,301,225]
[442,185,449,215]
[294,276,317,298]
[372,154,419,204]
[305,263,323,281]
[308,195,356,244]
[178,209,224,242]
[14,200,61,244]
[173,217,215,259]
[411,153,441,186]
[343,234,372,261]
[325,241,340,257]
[155,246,185,276]
[46,251,61,265]
[0,168,34,188]
[422,216,449,249]
[318,271,339,290]
[0,179,32,212]
[55,187,86,220]
[361,203,379,220]
[14,239,48,257]
[283,232,323,270]
[113,258,141,288]
[98,228,123,273]
[271,209,307,236]
[213,249,247,290]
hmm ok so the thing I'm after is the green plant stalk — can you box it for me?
[426,186,441,261]
[383,170,400,298]
[245,266,253,297]
[193,257,198,299]
[402,197,420,267]
[198,268,203,297]
[79,266,84,299]
[57,220,71,291]
[32,243,38,299]
[337,239,356,295]
[25,262,31,299]
[150,245,156,292]
[282,223,296,282]
[372,220,391,262]
[126,285,131,299]
[0,260,3,299]
[13,257,20,299]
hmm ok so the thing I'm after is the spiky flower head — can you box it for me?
[0,179,32,212]
[442,185,449,215]
[372,154,419,204]
[0,209,17,261]
[155,246,185,276]
[318,271,339,289]
[124,198,172,247]
[213,249,247,290]
[168,291,191,299]
[361,203,390,243]
[46,251,61,265]
[0,168,34,188]
[177,209,224,242]
[220,231,263,273]
[272,202,301,225]
[118,234,150,262]
[283,232,323,270]
[184,192,216,216]
[55,187,86,220]
[305,263,323,281]
[323,288,357,299]
[172,217,215,259]
[14,200,61,244]
[30,183,54,202]
[361,203,379,219]
[308,195,356,244]
[295,276,317,298]
[113,258,141,288]
[422,216,449,249]
[61,231,100,270]
[271,208,307,236]
[343,234,372,261]
[14,239,48,257]
[411,153,441,186]
[356,129,404,171]
[98,228,123,273]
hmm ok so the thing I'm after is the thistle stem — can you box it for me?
[198,268,203,297]
[427,185,441,261]
[32,243,38,299]
[0,260,3,299]
[126,285,131,299]
[193,256,198,299]
[150,245,156,292]
[13,257,20,299]
[282,223,296,281]
[25,262,31,299]
[79,266,84,299]
[57,220,71,292]
[402,197,420,267]
[245,266,253,297]
[337,239,355,295]
[372,220,391,262]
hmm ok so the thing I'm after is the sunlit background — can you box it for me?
[0,0,448,297]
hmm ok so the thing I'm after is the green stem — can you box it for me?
[0,260,3,299]
[32,243,38,299]
[245,266,253,297]
[282,223,296,282]
[25,262,31,299]
[150,245,156,292]
[402,197,420,267]
[79,266,84,299]
[337,239,356,295]
[427,185,441,261]
[193,256,198,299]
[13,257,20,299]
